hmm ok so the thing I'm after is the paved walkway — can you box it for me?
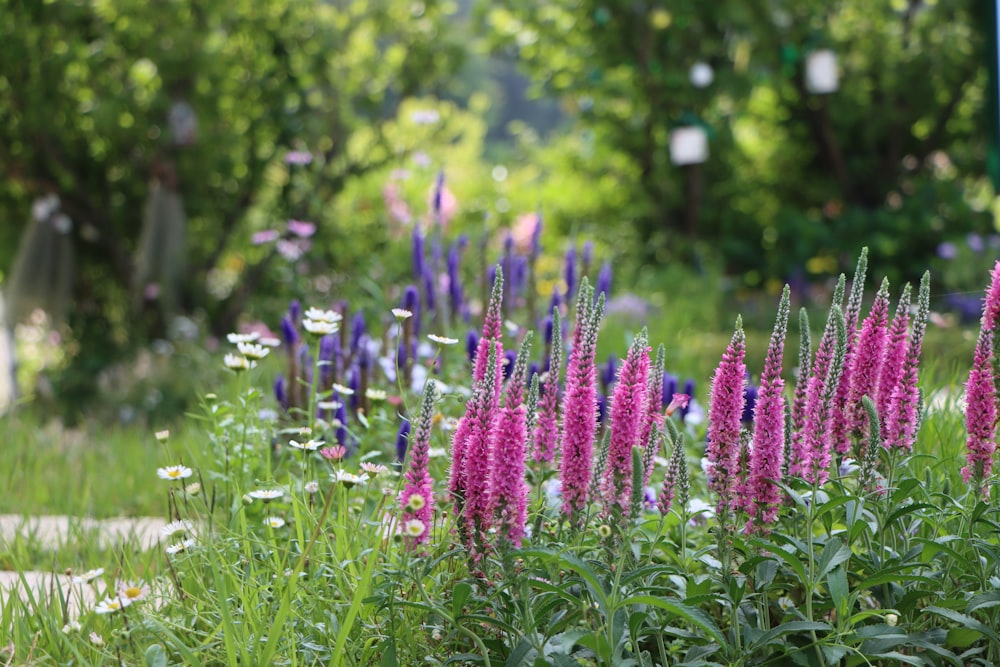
[0,515,167,619]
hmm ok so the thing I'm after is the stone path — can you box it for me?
[0,515,167,619]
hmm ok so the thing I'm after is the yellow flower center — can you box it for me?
[168,470,181,478]
[124,587,142,599]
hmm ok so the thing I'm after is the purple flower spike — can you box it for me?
[396,418,411,462]
[742,380,758,425]
[319,334,336,389]
[662,374,678,406]
[433,171,445,218]
[680,378,696,420]
[564,246,577,303]
[582,241,594,272]
[597,392,607,425]
[982,261,1000,332]
[350,312,366,357]
[845,279,890,442]
[596,262,612,302]
[448,242,464,316]
[348,365,360,410]
[884,272,930,451]
[288,299,302,325]
[422,268,436,313]
[280,315,298,348]
[466,330,480,366]
[335,399,349,447]
[602,354,618,394]
[530,213,543,257]
[274,376,288,410]
[503,349,518,381]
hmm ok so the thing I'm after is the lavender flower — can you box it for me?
[396,418,412,462]
[706,318,746,515]
[596,262,612,303]
[564,245,577,303]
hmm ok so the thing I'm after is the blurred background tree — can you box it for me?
[481,0,993,286]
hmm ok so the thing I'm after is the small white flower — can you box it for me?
[304,481,319,494]
[94,596,129,614]
[778,596,796,611]
[62,621,82,634]
[289,439,323,451]
[161,520,194,538]
[185,482,202,496]
[71,568,104,585]
[237,342,270,360]
[227,332,261,344]
[428,334,459,345]
[264,516,286,528]
[116,582,150,604]
[391,308,413,320]
[154,430,170,443]
[365,388,387,401]
[89,631,105,645]
[165,538,196,555]
[248,488,284,502]
[224,353,255,371]
[360,462,388,477]
[303,319,340,335]
[317,400,342,411]
[304,307,342,324]
[428,447,447,458]
[332,383,354,396]
[885,613,898,627]
[331,470,369,487]
[259,336,281,347]
[403,519,426,537]
[157,465,193,481]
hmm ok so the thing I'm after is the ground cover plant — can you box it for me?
[3,239,1000,667]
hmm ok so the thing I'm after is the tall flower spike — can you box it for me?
[808,307,847,484]
[745,286,790,533]
[474,265,504,384]
[706,317,747,515]
[790,276,844,478]
[462,343,500,556]
[601,330,650,518]
[884,272,930,451]
[830,249,869,453]
[877,283,911,425]
[489,333,533,547]
[534,309,563,463]
[982,260,1000,332]
[560,279,603,521]
[400,380,438,547]
[844,278,890,445]
[642,344,667,485]
[962,328,996,491]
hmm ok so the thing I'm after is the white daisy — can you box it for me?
[403,519,426,537]
[223,353,255,371]
[259,336,281,347]
[264,516,286,528]
[116,582,150,604]
[391,308,413,320]
[248,488,284,502]
[331,470,369,488]
[428,334,459,345]
[332,383,354,396]
[154,430,170,443]
[165,538,196,555]
[94,596,129,614]
[157,465,193,481]
[365,388,387,401]
[289,439,323,451]
[304,307,342,323]
[317,400,342,411]
[71,568,104,585]
[360,462,388,477]
[160,519,194,538]
[237,342,270,360]
[304,481,320,494]
[302,319,340,335]
[226,332,260,344]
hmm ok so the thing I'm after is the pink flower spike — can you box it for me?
[962,328,997,490]
[706,317,746,515]
[983,261,1000,332]
[400,381,438,547]
[601,332,650,517]
[845,279,890,442]
[252,229,280,245]
[287,220,317,238]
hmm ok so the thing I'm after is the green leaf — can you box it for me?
[827,566,849,619]
[452,581,472,619]
[751,539,808,585]
[747,621,832,651]
[144,644,167,667]
[925,606,1000,645]
[505,638,536,667]
[945,627,982,649]
[817,539,852,581]
[618,595,726,646]
[967,590,1000,613]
